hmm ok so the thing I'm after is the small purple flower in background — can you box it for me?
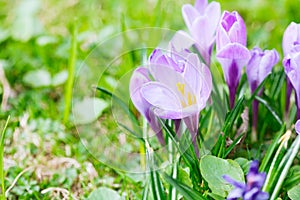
[223,160,269,200]
[296,120,300,134]
[246,47,279,140]
[216,11,251,109]
[182,0,221,66]
[130,47,212,155]
[282,22,300,116]
[283,50,300,119]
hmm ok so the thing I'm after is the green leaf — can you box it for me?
[23,69,52,88]
[163,174,207,200]
[73,97,108,125]
[288,184,300,200]
[150,169,166,200]
[87,187,122,200]
[200,155,245,197]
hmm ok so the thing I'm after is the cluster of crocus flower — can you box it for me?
[130,44,212,154]
[282,22,300,120]
[223,160,269,200]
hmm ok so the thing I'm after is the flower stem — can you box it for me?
[251,99,259,142]
[229,85,237,109]
[285,78,292,117]
[0,116,10,199]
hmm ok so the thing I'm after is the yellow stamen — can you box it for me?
[176,82,185,95]
[187,92,196,106]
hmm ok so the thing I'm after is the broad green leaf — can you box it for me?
[288,184,300,200]
[23,69,51,88]
[73,97,108,125]
[200,155,245,197]
[87,187,122,200]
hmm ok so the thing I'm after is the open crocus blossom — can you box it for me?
[246,47,279,138]
[283,50,300,119]
[296,120,300,134]
[223,160,269,200]
[282,22,300,115]
[216,11,251,109]
[182,0,221,66]
[130,67,165,144]
[130,47,212,155]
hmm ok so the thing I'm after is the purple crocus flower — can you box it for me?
[296,120,300,134]
[182,0,221,66]
[223,160,269,200]
[283,50,300,119]
[216,11,251,109]
[282,22,300,116]
[246,47,279,138]
[130,47,212,155]
[130,67,165,144]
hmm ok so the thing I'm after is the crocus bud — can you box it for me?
[246,47,279,93]
[282,22,300,116]
[216,11,250,108]
[246,47,279,138]
[282,22,300,56]
[182,0,221,66]
[283,50,300,119]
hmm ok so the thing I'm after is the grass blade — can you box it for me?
[0,116,10,199]
[163,174,207,200]
[64,22,77,123]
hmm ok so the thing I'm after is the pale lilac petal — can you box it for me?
[282,22,300,55]
[216,24,231,51]
[169,30,195,53]
[246,48,262,91]
[283,52,300,92]
[141,82,182,112]
[191,16,211,47]
[194,0,208,14]
[258,49,279,83]
[217,43,250,61]
[246,47,279,92]
[183,53,203,94]
[204,2,221,34]
[296,120,300,134]
[182,5,199,31]
[129,67,151,118]
[149,62,188,95]
[199,62,213,101]
[234,11,247,45]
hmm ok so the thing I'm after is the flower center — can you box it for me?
[176,82,196,107]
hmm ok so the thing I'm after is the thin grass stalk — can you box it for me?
[0,116,9,200]
[63,22,77,123]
